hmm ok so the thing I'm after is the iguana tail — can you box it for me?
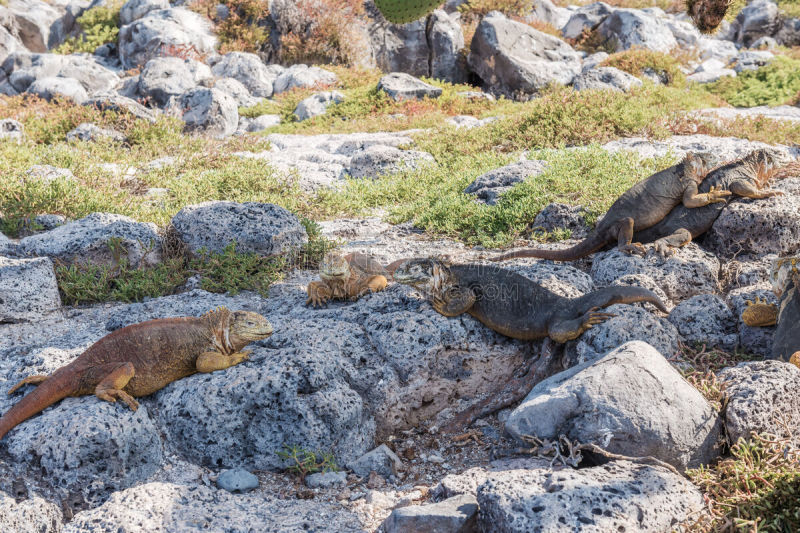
[573,286,668,315]
[0,367,78,441]
[490,231,608,262]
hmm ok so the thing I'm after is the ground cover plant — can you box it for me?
[54,1,123,55]
[705,56,800,107]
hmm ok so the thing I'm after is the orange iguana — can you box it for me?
[306,251,390,307]
[0,307,273,441]
[491,152,724,263]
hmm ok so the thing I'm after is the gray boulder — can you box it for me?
[506,341,723,470]
[572,66,642,92]
[596,8,678,52]
[119,0,170,26]
[5,399,163,503]
[18,212,162,268]
[272,64,337,94]
[179,87,239,138]
[377,72,442,101]
[591,243,720,304]
[718,361,800,445]
[245,114,281,132]
[445,115,499,129]
[351,444,403,478]
[428,9,466,83]
[210,51,276,98]
[0,256,61,322]
[0,24,24,71]
[370,18,429,78]
[294,90,345,121]
[705,179,800,257]
[23,164,75,184]
[305,470,347,488]
[464,160,548,205]
[566,303,680,364]
[348,145,435,179]
[528,0,571,29]
[731,50,774,72]
[118,8,217,69]
[33,214,67,231]
[27,76,87,104]
[3,52,120,95]
[170,201,308,256]
[384,494,478,533]
[0,490,62,533]
[213,77,261,108]
[477,460,705,532]
[0,118,23,142]
[0,232,14,255]
[84,94,158,123]
[687,69,736,83]
[139,56,212,107]
[776,17,800,46]
[216,469,259,492]
[562,2,615,40]
[63,482,365,532]
[734,0,780,47]
[531,202,591,239]
[469,11,581,98]
[4,0,67,53]
[669,294,737,350]
[66,122,127,143]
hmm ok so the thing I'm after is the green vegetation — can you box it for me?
[778,0,800,18]
[54,1,122,55]
[277,444,339,480]
[705,56,800,107]
[688,435,800,532]
[601,50,688,87]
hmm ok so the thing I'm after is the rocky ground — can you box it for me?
[3,0,800,531]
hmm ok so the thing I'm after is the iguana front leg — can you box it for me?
[548,307,616,343]
[729,179,784,200]
[432,287,476,317]
[7,375,49,395]
[306,281,332,308]
[615,217,646,256]
[741,297,778,327]
[653,228,692,257]
[349,275,388,300]
[683,182,731,208]
[94,362,139,411]
[196,350,250,373]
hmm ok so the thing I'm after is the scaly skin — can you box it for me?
[634,149,783,256]
[393,258,667,342]
[491,152,723,263]
[0,307,273,441]
[741,257,800,364]
[306,251,389,307]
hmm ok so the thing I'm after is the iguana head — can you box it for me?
[770,256,800,296]
[230,310,274,344]
[684,152,717,183]
[685,0,729,34]
[393,257,453,295]
[319,251,351,283]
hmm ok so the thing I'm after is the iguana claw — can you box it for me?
[707,185,732,204]
[620,242,647,257]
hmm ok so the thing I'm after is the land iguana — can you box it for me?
[633,149,784,256]
[306,251,390,307]
[490,152,723,263]
[0,307,273,441]
[393,258,667,342]
[741,256,800,365]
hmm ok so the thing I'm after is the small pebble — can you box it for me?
[216,469,259,493]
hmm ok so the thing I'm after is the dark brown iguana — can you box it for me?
[306,251,390,307]
[633,149,784,256]
[393,258,667,342]
[0,307,273,441]
[741,256,800,365]
[490,152,724,263]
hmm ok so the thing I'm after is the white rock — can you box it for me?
[0,256,61,322]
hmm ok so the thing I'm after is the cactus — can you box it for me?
[374,0,443,24]
[685,0,732,33]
